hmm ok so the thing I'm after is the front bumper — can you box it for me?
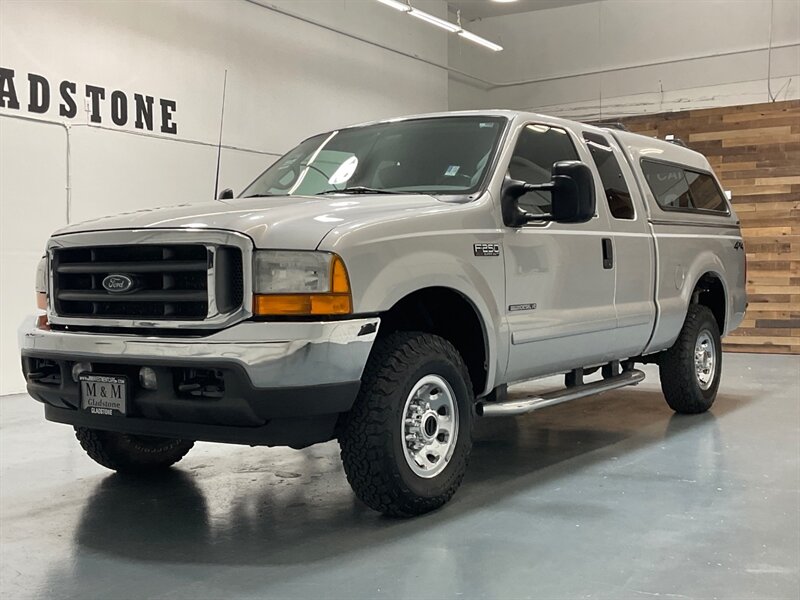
[19,315,380,447]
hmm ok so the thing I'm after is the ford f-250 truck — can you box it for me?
[20,110,746,517]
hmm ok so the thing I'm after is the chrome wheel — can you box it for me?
[401,374,459,479]
[694,330,716,390]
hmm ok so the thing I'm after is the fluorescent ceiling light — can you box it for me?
[408,8,461,32]
[492,0,520,4]
[376,0,411,11]
[457,29,503,52]
[375,1,503,51]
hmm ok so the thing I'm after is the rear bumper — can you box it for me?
[19,315,380,447]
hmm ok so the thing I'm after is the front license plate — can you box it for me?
[80,374,127,416]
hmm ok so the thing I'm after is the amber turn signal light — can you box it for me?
[253,293,352,316]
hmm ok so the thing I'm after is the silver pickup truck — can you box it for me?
[20,110,746,517]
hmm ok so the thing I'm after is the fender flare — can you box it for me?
[357,253,504,397]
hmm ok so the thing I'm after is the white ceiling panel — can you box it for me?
[448,0,602,22]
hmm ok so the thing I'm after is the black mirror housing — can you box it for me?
[500,177,532,227]
[501,160,595,227]
[218,188,234,200]
[550,161,595,223]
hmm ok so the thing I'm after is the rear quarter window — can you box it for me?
[641,159,728,214]
[583,132,635,219]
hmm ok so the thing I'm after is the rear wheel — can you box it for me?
[74,427,194,473]
[339,332,473,517]
[659,304,722,414]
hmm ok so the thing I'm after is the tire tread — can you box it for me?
[339,332,472,517]
[659,304,721,414]
[74,427,194,473]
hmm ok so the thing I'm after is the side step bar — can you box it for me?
[476,369,645,417]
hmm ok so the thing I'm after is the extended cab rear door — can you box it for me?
[579,129,656,358]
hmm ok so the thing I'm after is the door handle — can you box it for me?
[602,238,614,269]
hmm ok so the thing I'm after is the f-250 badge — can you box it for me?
[473,243,500,256]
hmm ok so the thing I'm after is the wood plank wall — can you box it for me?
[618,100,799,354]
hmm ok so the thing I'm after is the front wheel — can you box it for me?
[74,427,194,473]
[339,332,473,517]
[659,304,722,414]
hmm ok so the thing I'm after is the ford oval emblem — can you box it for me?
[102,274,135,294]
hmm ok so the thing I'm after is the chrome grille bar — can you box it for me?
[46,229,253,330]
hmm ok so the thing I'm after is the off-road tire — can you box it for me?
[74,427,194,473]
[339,332,473,517]
[659,304,722,414]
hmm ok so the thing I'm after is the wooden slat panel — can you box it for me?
[619,99,800,355]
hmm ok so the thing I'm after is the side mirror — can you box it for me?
[501,161,596,227]
[218,188,234,200]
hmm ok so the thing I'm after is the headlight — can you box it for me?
[35,255,48,310]
[252,251,352,316]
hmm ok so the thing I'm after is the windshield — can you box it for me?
[240,116,507,198]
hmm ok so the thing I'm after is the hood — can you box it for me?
[53,194,451,249]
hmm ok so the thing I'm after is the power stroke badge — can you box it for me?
[509,303,537,312]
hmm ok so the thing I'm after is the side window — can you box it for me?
[685,170,728,212]
[509,124,579,215]
[641,160,728,213]
[583,132,635,219]
[641,161,692,209]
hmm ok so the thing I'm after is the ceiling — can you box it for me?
[447,0,601,22]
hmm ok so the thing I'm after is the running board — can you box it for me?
[476,369,645,417]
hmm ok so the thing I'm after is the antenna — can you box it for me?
[213,69,228,200]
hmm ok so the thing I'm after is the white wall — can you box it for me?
[3,0,797,395]
[449,0,800,119]
[0,0,449,395]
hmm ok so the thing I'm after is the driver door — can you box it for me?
[504,122,617,383]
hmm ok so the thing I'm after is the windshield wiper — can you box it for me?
[241,193,278,198]
[317,186,399,195]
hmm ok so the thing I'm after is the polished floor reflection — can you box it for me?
[1,354,798,599]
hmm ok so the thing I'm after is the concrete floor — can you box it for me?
[1,353,798,600]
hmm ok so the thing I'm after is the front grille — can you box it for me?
[52,244,242,321]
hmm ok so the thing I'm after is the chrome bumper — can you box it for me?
[19,315,380,388]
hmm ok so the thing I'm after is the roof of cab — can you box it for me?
[346,109,712,172]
